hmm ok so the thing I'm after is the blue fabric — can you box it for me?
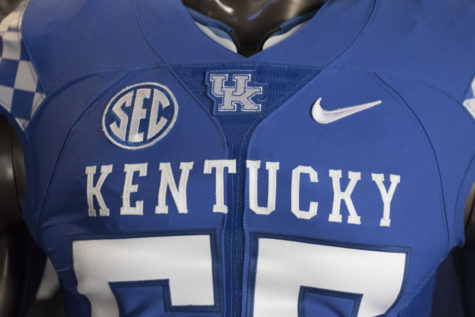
[398,274,437,317]
[0,0,473,316]
[11,89,35,119]
[112,280,220,317]
[173,63,318,315]
[298,287,361,317]
[0,59,18,86]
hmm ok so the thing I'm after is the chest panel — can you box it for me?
[31,66,449,317]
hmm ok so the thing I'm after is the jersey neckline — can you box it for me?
[135,0,377,66]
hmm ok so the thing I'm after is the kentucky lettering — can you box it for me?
[85,160,401,227]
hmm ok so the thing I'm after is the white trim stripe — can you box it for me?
[195,22,237,53]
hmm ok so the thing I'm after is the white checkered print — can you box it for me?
[0,1,45,130]
[463,77,475,120]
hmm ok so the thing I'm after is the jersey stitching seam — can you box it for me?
[372,71,475,248]
[20,1,46,95]
[167,65,229,157]
[133,0,169,64]
[331,65,475,126]
[374,74,457,314]
[32,71,134,247]
[21,1,164,98]
[322,0,380,68]
[375,73,451,253]
[397,251,450,314]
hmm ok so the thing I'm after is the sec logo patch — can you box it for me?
[102,82,178,149]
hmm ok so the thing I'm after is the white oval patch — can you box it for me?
[102,82,178,150]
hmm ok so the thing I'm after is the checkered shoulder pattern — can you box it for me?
[0,2,45,130]
[463,76,475,120]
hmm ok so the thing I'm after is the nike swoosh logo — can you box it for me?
[312,98,382,124]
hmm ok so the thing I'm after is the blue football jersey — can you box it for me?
[0,0,475,316]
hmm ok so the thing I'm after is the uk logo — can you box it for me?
[206,70,266,115]
[102,82,178,150]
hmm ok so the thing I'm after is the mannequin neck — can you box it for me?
[182,0,326,56]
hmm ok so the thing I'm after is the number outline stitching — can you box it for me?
[69,229,223,316]
[298,287,362,317]
[246,232,411,317]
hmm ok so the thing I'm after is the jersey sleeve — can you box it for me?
[0,2,45,131]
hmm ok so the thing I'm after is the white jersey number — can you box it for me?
[72,235,215,317]
[72,235,406,317]
[252,237,407,317]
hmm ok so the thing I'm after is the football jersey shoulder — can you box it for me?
[0,0,164,126]
[0,0,186,236]
[335,0,475,248]
[337,0,475,100]
[21,0,161,93]
[0,2,44,130]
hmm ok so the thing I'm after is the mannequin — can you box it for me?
[182,0,325,56]
[0,116,45,317]
[0,0,473,315]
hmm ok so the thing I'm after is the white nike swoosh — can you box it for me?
[312,98,382,124]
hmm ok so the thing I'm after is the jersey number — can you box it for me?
[73,234,406,317]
